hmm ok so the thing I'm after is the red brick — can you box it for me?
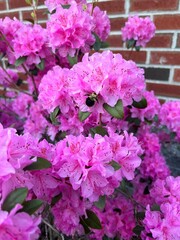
[0,11,19,19]
[151,52,180,65]
[107,35,123,47]
[0,1,6,10]
[115,50,147,63]
[177,34,180,48]
[130,0,178,12]
[95,0,125,14]
[110,17,127,31]
[8,0,29,9]
[22,9,48,21]
[147,82,180,98]
[154,15,180,30]
[174,69,180,82]
[146,34,172,48]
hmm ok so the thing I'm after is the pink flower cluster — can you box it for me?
[13,24,47,65]
[52,131,142,201]
[92,6,110,41]
[159,101,180,140]
[91,195,135,239]
[0,204,40,240]
[131,90,160,121]
[137,125,170,181]
[47,2,94,57]
[72,51,145,112]
[143,176,180,240]
[0,67,18,87]
[121,15,156,47]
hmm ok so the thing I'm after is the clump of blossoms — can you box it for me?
[159,100,180,140]
[47,1,95,57]
[121,15,156,48]
[0,0,180,239]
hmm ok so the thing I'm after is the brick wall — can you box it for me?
[0,0,180,100]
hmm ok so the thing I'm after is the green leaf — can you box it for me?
[80,217,91,234]
[94,196,106,209]
[151,204,160,211]
[100,41,109,48]
[135,45,141,51]
[103,100,124,119]
[25,0,32,5]
[20,199,43,215]
[133,225,145,236]
[24,157,52,171]
[126,39,136,49]
[109,160,121,171]
[136,211,145,220]
[68,55,77,67]
[93,33,101,51]
[61,4,71,9]
[84,210,102,229]
[36,59,45,71]
[132,97,147,109]
[90,126,108,137]
[50,106,60,125]
[15,56,27,67]
[78,111,91,122]
[2,188,28,212]
[51,193,62,207]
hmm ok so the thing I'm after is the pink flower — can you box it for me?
[71,51,145,113]
[91,195,135,239]
[52,183,91,236]
[13,24,47,66]
[150,176,180,205]
[92,6,110,41]
[121,16,156,47]
[47,2,94,57]
[159,100,180,140]
[0,204,41,240]
[143,203,180,240]
[131,91,160,121]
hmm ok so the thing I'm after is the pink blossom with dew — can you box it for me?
[0,204,41,240]
[0,67,18,87]
[71,51,145,113]
[121,15,156,47]
[159,100,180,140]
[12,24,47,66]
[150,176,180,205]
[143,203,180,240]
[91,195,135,240]
[92,6,110,41]
[46,2,95,57]
[131,91,161,121]
[52,183,91,236]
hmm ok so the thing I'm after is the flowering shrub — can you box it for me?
[0,1,179,240]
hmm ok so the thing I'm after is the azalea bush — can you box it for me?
[0,0,179,239]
